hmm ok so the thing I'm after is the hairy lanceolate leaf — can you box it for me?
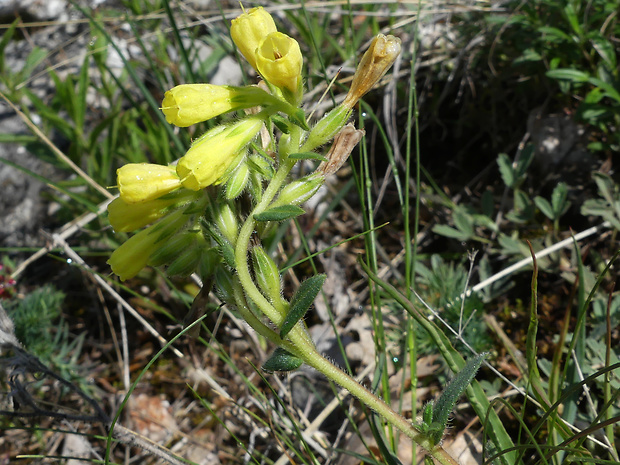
[288,152,328,162]
[280,274,326,338]
[254,205,305,222]
[289,108,309,130]
[431,352,488,444]
[262,347,303,372]
[271,114,291,134]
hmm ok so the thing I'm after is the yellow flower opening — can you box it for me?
[176,114,265,191]
[117,163,182,204]
[162,84,237,127]
[161,84,274,127]
[343,34,401,109]
[256,32,302,93]
[231,7,277,70]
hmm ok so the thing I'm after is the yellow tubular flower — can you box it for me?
[176,114,265,191]
[161,84,274,127]
[117,163,182,204]
[107,210,187,281]
[256,32,303,93]
[231,7,277,70]
[342,34,401,109]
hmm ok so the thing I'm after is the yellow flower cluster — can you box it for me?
[231,7,303,95]
[107,6,400,282]
[107,8,301,281]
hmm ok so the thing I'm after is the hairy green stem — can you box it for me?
[232,155,458,465]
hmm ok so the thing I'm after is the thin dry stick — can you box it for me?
[11,199,113,279]
[50,233,183,358]
[470,221,612,295]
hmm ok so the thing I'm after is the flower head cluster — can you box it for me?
[231,7,303,98]
[107,6,400,285]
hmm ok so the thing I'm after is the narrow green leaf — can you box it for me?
[537,26,571,41]
[587,77,620,104]
[563,3,582,38]
[162,0,195,83]
[290,108,310,130]
[271,114,291,134]
[254,205,305,222]
[367,414,405,465]
[592,172,616,204]
[422,402,433,427]
[19,47,47,80]
[546,68,590,82]
[591,35,617,70]
[76,53,90,132]
[262,347,303,372]
[288,152,328,162]
[280,274,326,338]
[431,352,488,444]
[0,18,20,71]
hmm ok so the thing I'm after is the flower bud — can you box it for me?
[108,190,198,233]
[274,175,323,207]
[342,34,401,109]
[248,152,275,179]
[300,104,351,153]
[117,163,182,204]
[231,7,277,70]
[214,202,239,246]
[162,84,276,127]
[225,161,250,199]
[107,210,187,281]
[176,114,265,190]
[252,246,282,303]
[256,32,303,93]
